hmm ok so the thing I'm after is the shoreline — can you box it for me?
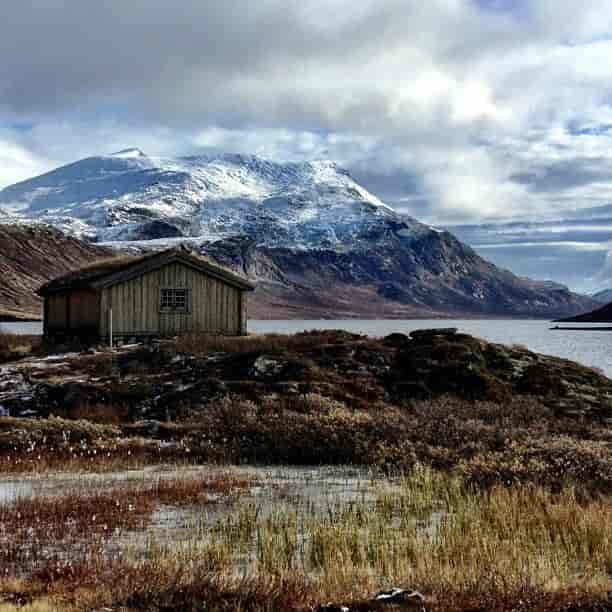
[551,325,612,330]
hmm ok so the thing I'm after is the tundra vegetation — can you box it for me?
[0,329,611,611]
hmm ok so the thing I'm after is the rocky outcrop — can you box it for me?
[0,224,110,320]
[2,330,611,493]
[387,328,612,421]
[1,329,611,423]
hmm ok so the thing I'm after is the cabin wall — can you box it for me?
[45,289,100,335]
[240,292,248,335]
[100,261,244,337]
[69,288,100,331]
[46,293,68,331]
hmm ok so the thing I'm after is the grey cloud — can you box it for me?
[2,0,612,265]
[0,0,550,130]
[510,158,612,193]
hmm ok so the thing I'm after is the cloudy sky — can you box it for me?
[2,0,612,291]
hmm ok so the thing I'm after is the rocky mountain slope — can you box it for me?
[205,235,595,319]
[0,224,109,320]
[0,150,597,319]
[557,300,612,323]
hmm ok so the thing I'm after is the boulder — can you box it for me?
[317,588,425,612]
[252,356,285,379]
[382,333,410,348]
[374,589,425,606]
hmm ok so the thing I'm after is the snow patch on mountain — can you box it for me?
[0,150,422,250]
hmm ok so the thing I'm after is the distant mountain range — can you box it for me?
[446,214,612,295]
[0,149,597,319]
[592,289,612,304]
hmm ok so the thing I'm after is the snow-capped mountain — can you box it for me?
[0,148,424,248]
[0,149,597,318]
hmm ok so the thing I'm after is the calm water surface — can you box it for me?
[0,321,42,335]
[3,319,611,377]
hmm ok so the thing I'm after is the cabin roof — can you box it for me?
[37,247,256,296]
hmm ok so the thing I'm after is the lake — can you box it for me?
[2,318,612,377]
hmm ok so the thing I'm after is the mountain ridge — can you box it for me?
[0,149,409,248]
[0,150,597,319]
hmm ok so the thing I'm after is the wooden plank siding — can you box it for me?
[68,288,100,331]
[46,289,99,333]
[99,261,244,337]
[47,293,68,330]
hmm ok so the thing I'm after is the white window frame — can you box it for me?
[160,287,190,313]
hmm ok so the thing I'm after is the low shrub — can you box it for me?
[0,332,40,361]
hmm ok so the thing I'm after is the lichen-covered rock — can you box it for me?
[387,330,612,420]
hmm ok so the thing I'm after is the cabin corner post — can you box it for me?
[99,289,109,340]
[240,292,248,335]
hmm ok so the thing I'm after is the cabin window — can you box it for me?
[160,288,189,312]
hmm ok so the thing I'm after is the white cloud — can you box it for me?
[0,137,52,187]
[1,0,612,228]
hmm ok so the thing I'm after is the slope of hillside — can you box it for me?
[0,223,597,321]
[556,300,612,323]
[0,224,110,320]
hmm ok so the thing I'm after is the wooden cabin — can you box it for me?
[37,247,256,341]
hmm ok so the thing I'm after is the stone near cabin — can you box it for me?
[252,355,285,379]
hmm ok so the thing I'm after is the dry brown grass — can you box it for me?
[176,329,366,357]
[65,401,131,424]
[1,468,610,611]
[0,333,40,361]
[145,394,612,494]
[3,389,612,494]
[0,416,170,473]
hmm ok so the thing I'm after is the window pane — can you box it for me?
[174,289,187,309]
[161,289,173,308]
[161,288,188,311]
